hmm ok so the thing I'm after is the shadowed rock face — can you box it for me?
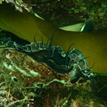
[0,30,30,46]
[0,3,107,73]
[92,75,107,101]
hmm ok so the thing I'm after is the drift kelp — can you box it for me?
[0,30,94,82]
[0,3,107,73]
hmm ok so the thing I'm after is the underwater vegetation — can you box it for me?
[0,38,107,107]
[0,30,95,82]
[0,26,107,107]
[25,0,107,30]
[0,1,107,72]
[0,0,107,107]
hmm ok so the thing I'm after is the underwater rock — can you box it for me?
[91,75,107,101]
[0,44,107,106]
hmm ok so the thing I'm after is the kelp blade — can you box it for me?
[0,3,107,73]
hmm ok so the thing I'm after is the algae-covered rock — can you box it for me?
[0,45,107,107]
